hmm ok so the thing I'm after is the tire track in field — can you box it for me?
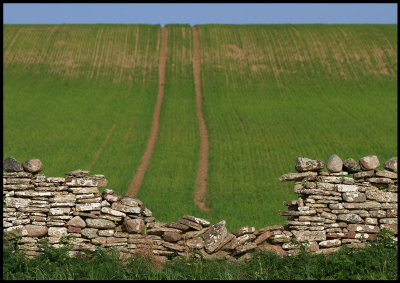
[125,27,168,197]
[87,122,117,171]
[192,27,210,212]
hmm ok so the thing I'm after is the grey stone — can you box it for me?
[185,237,204,249]
[231,226,255,237]
[181,215,210,227]
[375,170,398,179]
[3,157,23,172]
[342,192,366,202]
[383,157,397,173]
[343,158,361,173]
[279,172,318,182]
[203,220,228,253]
[65,169,90,177]
[359,155,380,171]
[365,190,397,203]
[85,218,115,229]
[48,227,68,237]
[326,154,343,173]
[337,213,363,223]
[295,157,324,172]
[22,158,44,174]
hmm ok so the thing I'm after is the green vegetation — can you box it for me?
[3,24,397,231]
[197,24,397,229]
[3,228,397,280]
[3,24,161,195]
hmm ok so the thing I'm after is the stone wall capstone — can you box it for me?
[3,154,398,261]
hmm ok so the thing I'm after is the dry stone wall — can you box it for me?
[3,155,398,261]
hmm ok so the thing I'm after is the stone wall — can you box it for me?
[2,155,398,262]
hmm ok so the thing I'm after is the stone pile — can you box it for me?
[3,155,397,261]
[278,155,397,256]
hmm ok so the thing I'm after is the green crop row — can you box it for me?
[197,24,397,230]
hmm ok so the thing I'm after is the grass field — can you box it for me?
[3,24,397,231]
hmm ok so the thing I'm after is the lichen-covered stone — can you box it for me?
[343,158,361,173]
[359,155,380,171]
[123,218,145,234]
[203,220,228,253]
[383,157,397,173]
[3,157,23,172]
[85,218,115,229]
[295,157,325,172]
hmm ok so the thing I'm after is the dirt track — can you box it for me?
[125,27,168,197]
[192,27,210,212]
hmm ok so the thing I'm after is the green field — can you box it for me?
[3,24,397,231]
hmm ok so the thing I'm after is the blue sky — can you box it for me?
[3,3,397,25]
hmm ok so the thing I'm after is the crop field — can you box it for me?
[3,24,397,231]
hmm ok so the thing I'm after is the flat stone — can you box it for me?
[50,194,76,203]
[3,157,24,172]
[233,242,257,256]
[5,197,31,208]
[76,202,101,211]
[120,197,142,207]
[359,155,380,171]
[49,207,71,215]
[65,169,90,177]
[366,177,394,184]
[347,224,380,233]
[327,154,343,173]
[353,170,374,179]
[111,202,141,214]
[22,158,43,174]
[48,227,68,237]
[365,190,397,202]
[181,215,210,227]
[383,157,397,173]
[236,233,256,245]
[185,237,204,249]
[292,230,326,242]
[279,171,318,182]
[343,201,381,209]
[66,216,86,228]
[101,206,127,217]
[295,157,324,172]
[342,192,366,202]
[337,213,363,223]
[69,187,99,194]
[123,218,145,234]
[97,229,115,237]
[85,218,115,229]
[342,158,361,173]
[203,220,228,253]
[231,226,255,237]
[177,218,203,230]
[103,194,122,202]
[82,228,99,238]
[375,170,398,179]
[166,222,190,231]
[254,231,272,245]
[254,225,284,236]
[336,184,359,192]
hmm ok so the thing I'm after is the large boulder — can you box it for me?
[203,220,228,253]
[383,157,397,173]
[326,154,343,173]
[359,155,380,171]
[343,158,361,173]
[295,157,324,172]
[22,158,44,174]
[3,157,23,172]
